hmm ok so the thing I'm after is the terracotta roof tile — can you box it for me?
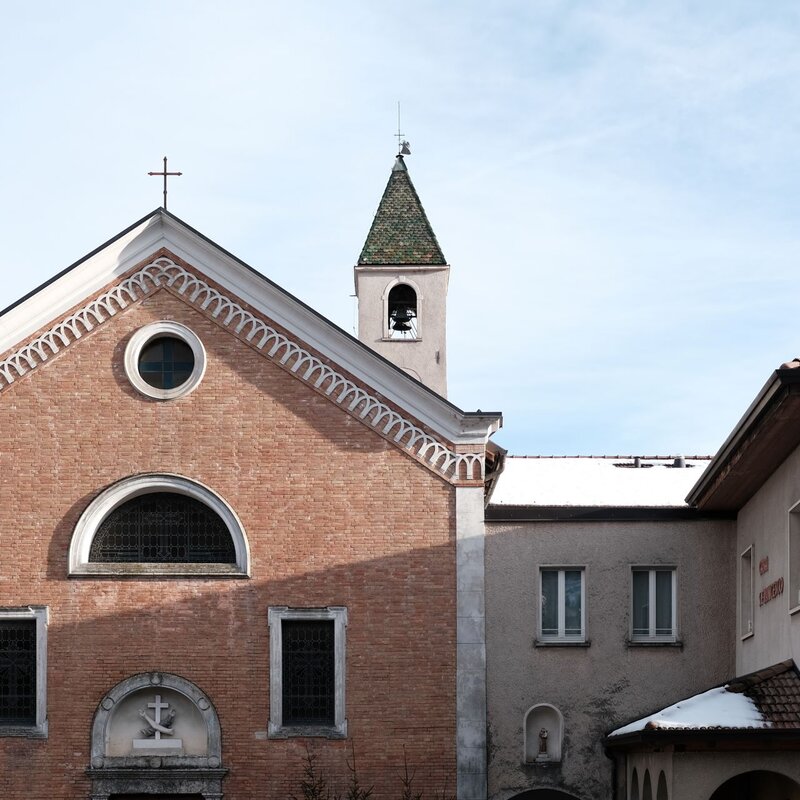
[735,662,800,728]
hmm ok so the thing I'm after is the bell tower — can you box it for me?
[354,154,450,396]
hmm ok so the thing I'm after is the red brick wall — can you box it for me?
[0,284,456,799]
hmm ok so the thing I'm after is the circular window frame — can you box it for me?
[124,321,206,400]
[69,474,250,577]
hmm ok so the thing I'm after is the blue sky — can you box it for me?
[2,1,799,456]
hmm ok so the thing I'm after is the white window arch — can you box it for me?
[69,474,250,577]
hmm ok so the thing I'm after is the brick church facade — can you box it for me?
[0,171,500,798]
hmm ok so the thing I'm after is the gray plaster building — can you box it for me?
[482,363,800,800]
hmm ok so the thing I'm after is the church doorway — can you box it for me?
[709,770,800,799]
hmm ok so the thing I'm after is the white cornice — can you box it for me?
[0,213,501,448]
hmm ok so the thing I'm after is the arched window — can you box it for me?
[656,771,668,800]
[630,768,640,800]
[89,493,235,563]
[642,770,653,800]
[387,283,418,339]
[69,475,249,577]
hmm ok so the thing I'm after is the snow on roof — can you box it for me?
[489,456,711,508]
[609,684,766,736]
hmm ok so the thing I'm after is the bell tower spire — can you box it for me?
[354,151,450,396]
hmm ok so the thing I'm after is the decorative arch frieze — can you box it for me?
[88,671,226,799]
[0,257,483,482]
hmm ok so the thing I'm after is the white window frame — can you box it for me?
[630,567,677,642]
[124,321,207,401]
[789,500,800,615]
[740,545,754,639]
[0,606,48,737]
[539,567,586,642]
[69,473,250,577]
[268,606,347,738]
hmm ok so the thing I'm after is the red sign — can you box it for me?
[759,557,769,575]
[759,577,784,607]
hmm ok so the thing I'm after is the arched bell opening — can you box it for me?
[387,283,418,339]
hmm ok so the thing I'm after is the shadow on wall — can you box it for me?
[0,535,460,799]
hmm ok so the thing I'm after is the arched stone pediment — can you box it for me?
[88,672,225,799]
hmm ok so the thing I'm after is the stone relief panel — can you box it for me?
[105,687,207,757]
[88,672,225,799]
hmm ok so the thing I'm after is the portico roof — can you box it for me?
[606,660,800,749]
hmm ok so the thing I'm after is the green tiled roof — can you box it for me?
[358,156,447,265]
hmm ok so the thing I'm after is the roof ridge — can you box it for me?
[727,659,797,693]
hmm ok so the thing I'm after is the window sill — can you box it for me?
[740,631,754,641]
[268,722,347,739]
[70,563,249,578]
[534,639,590,648]
[626,639,683,649]
[381,337,421,342]
[0,723,47,738]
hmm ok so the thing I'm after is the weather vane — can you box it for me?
[148,156,182,210]
[395,102,410,156]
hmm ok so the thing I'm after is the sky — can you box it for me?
[1,1,799,456]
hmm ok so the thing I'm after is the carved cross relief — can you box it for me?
[134,693,183,752]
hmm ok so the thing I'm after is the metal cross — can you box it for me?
[395,102,410,156]
[148,156,182,210]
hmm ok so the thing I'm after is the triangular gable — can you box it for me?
[0,211,500,484]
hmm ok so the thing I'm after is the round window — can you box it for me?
[124,322,206,400]
[138,336,195,390]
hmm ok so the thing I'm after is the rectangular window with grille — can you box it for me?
[281,620,335,726]
[268,606,347,738]
[0,608,47,737]
[0,619,37,728]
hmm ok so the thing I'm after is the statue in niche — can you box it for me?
[537,727,549,760]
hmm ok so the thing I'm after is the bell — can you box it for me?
[390,306,415,331]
